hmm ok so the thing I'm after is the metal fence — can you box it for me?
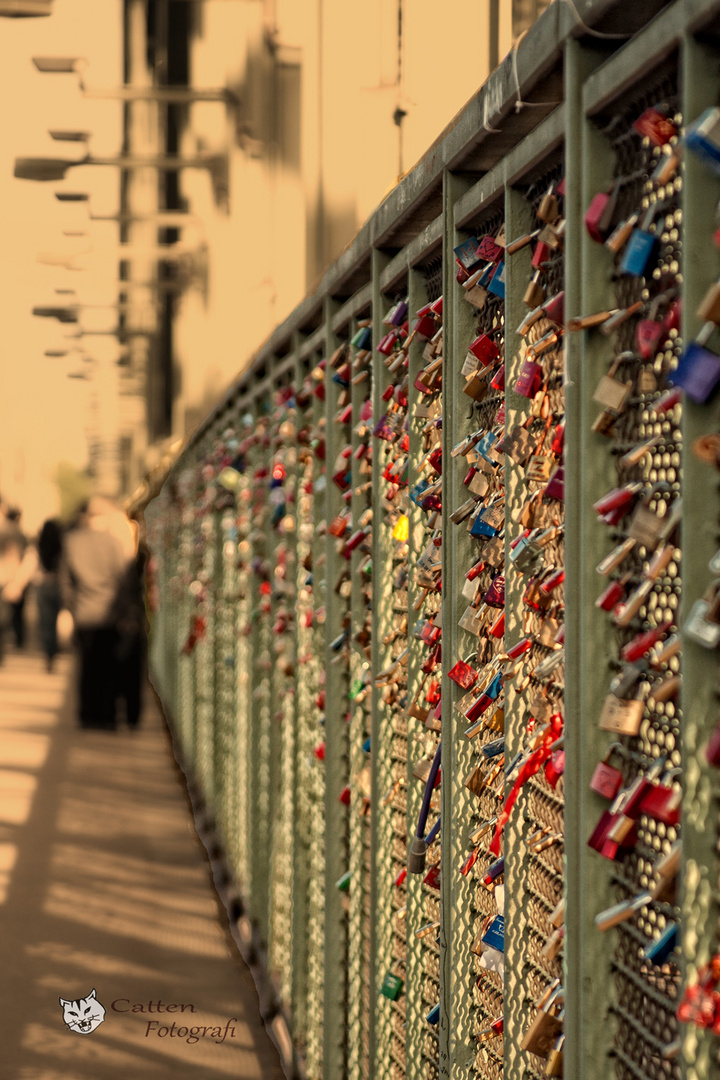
[143,3,720,1079]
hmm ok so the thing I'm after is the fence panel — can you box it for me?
[142,5,720,1080]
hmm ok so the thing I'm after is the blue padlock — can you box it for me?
[672,323,720,403]
[684,106,720,176]
[351,325,372,350]
[410,478,430,506]
[641,921,678,965]
[481,734,505,760]
[487,260,506,299]
[470,512,500,539]
[481,914,505,953]
[426,1003,441,1025]
[475,431,498,462]
[619,227,658,277]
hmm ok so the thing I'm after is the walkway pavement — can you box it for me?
[0,644,286,1080]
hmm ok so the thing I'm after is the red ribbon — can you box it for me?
[489,713,563,856]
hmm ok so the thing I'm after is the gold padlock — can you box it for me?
[627,484,673,549]
[697,277,720,324]
[537,187,560,224]
[598,690,645,736]
[592,355,633,412]
[524,269,545,308]
[544,1032,565,1077]
[520,981,564,1058]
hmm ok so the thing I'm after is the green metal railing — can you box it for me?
[144,3,720,1079]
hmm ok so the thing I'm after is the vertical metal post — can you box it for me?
[571,43,626,1080]
[404,264,433,1079]
[502,182,535,1080]
[680,31,720,1080]
[369,245,394,1079]
[323,296,351,1080]
[347,312,374,1080]
[441,169,477,1079]
[291,341,312,1058]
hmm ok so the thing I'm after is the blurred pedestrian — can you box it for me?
[4,508,28,647]
[0,503,27,660]
[112,544,148,729]
[60,501,127,730]
[35,519,64,671]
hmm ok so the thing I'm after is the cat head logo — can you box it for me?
[59,989,106,1034]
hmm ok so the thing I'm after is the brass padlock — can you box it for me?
[698,276,720,324]
[520,981,564,1058]
[463,372,489,401]
[592,356,633,412]
[526,455,554,482]
[598,688,646,736]
[544,1032,565,1077]
[524,269,545,308]
[627,484,674,549]
[537,186,560,224]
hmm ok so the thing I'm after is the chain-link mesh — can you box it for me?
[592,67,683,1080]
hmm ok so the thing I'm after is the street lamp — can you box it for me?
[53,190,199,228]
[0,0,52,14]
[13,152,229,208]
[32,56,238,104]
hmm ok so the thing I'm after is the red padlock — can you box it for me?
[590,742,626,800]
[514,358,543,398]
[637,766,681,825]
[545,749,565,790]
[448,659,478,689]
[468,333,500,366]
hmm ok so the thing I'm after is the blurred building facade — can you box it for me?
[121,0,552,495]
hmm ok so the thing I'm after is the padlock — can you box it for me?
[598,687,646,736]
[596,537,637,575]
[537,184,560,223]
[476,234,504,263]
[638,766,681,825]
[543,466,564,502]
[487,260,506,298]
[683,599,720,648]
[481,914,505,953]
[587,805,638,859]
[697,277,720,324]
[672,322,720,403]
[595,574,631,612]
[642,921,679,965]
[520,982,564,1058]
[626,483,673,549]
[544,1032,565,1077]
[623,627,672,669]
[684,105,720,177]
[599,301,645,336]
[633,106,678,146]
[468,332,500,366]
[619,205,660,277]
[523,269,544,308]
[585,182,620,243]
[463,371,490,401]
[605,212,638,254]
[448,657,479,689]
[380,972,404,1000]
[590,742,627,800]
[592,356,633,412]
[593,481,644,519]
[545,748,565,790]
[532,240,552,269]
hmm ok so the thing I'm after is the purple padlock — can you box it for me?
[672,325,720,403]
